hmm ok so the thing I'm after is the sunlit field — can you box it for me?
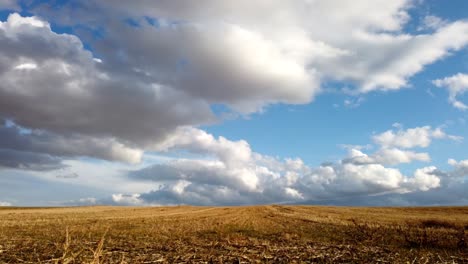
[0,205,467,263]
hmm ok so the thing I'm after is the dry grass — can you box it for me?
[0,205,467,263]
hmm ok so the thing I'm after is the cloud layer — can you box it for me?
[1,1,468,168]
[120,126,459,206]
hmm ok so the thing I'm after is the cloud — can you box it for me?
[0,121,143,164]
[111,194,145,206]
[128,159,440,206]
[343,148,430,166]
[0,201,12,206]
[342,125,463,166]
[287,177,467,206]
[61,197,97,206]
[373,148,430,165]
[372,126,462,149]
[117,155,468,206]
[433,73,468,110]
[447,159,468,178]
[418,16,447,31]
[344,97,366,108]
[0,148,65,171]
[0,13,214,166]
[103,0,468,94]
[407,166,441,191]
[123,127,442,206]
[60,195,148,206]
[1,0,468,169]
[0,13,215,145]
[0,0,19,10]
[31,0,468,97]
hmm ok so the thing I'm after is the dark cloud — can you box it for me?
[0,148,64,171]
[0,121,143,163]
[299,178,468,206]
[122,169,468,206]
[0,13,214,166]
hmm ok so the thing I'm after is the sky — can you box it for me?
[0,0,468,207]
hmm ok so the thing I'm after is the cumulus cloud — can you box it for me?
[117,123,465,206]
[105,155,467,207]
[123,127,442,206]
[0,13,214,144]
[407,167,441,192]
[343,126,462,166]
[433,73,468,110]
[30,0,468,99]
[343,148,430,166]
[372,126,462,149]
[447,159,468,178]
[0,13,214,166]
[105,0,468,94]
[111,194,145,206]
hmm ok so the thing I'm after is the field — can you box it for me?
[0,205,467,263]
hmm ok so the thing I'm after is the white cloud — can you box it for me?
[374,148,430,165]
[31,0,468,104]
[406,166,441,191]
[127,127,442,205]
[4,13,47,28]
[345,148,430,166]
[341,126,464,167]
[433,73,468,110]
[447,159,468,178]
[14,63,37,70]
[111,193,144,206]
[111,1,468,94]
[153,127,252,167]
[0,201,12,206]
[373,126,462,149]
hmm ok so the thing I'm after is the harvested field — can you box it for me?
[0,205,467,263]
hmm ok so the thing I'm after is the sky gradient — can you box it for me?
[0,0,468,206]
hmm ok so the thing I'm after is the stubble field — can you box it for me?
[0,205,467,263]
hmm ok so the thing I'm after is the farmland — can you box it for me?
[0,205,467,263]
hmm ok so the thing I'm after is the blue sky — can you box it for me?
[0,0,468,206]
